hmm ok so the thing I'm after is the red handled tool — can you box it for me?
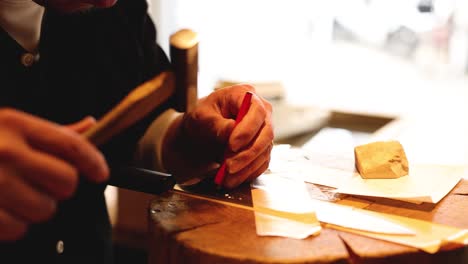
[214,91,253,187]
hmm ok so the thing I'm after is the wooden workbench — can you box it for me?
[147,178,468,264]
[146,107,468,263]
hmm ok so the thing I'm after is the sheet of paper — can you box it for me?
[267,145,355,188]
[268,145,466,204]
[251,173,468,253]
[251,174,321,239]
[335,165,466,203]
[328,210,468,254]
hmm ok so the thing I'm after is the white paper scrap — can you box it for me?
[267,145,355,188]
[251,174,321,239]
[334,164,465,204]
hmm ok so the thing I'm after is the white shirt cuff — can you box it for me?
[135,108,182,172]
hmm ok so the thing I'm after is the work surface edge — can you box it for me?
[147,179,468,264]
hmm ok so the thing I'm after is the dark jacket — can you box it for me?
[0,0,171,263]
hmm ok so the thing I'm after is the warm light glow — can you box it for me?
[155,0,468,118]
[153,0,468,167]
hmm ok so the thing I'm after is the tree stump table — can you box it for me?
[147,179,468,264]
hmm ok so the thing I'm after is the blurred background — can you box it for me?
[147,0,468,149]
[149,0,467,113]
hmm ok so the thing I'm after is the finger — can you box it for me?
[66,116,96,134]
[31,130,108,183]
[0,167,57,222]
[0,129,79,199]
[191,84,257,147]
[219,84,256,118]
[0,209,28,241]
[223,142,273,188]
[186,110,235,145]
[226,121,274,174]
[229,94,272,152]
[224,157,270,189]
[0,110,109,182]
[246,153,272,182]
[175,162,220,186]
[13,145,80,200]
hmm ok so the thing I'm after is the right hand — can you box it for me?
[0,109,109,241]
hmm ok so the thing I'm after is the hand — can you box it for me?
[0,109,109,241]
[164,84,274,188]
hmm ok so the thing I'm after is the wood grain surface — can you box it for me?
[147,180,468,264]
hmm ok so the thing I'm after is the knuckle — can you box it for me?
[61,133,84,154]
[0,108,20,125]
[263,99,273,112]
[266,128,275,142]
[0,142,17,161]
[0,109,25,135]
[242,84,256,91]
[249,145,261,159]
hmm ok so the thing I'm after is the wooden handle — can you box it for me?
[170,29,199,112]
[84,71,175,146]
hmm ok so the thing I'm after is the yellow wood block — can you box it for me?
[354,141,409,179]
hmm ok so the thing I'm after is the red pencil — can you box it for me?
[214,91,253,187]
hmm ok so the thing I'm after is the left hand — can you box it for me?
[164,84,274,188]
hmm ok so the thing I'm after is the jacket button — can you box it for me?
[21,53,38,67]
[56,240,64,254]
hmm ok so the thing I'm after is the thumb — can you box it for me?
[213,118,236,145]
[65,116,97,134]
[175,162,220,187]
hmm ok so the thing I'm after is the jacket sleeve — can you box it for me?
[99,0,177,190]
